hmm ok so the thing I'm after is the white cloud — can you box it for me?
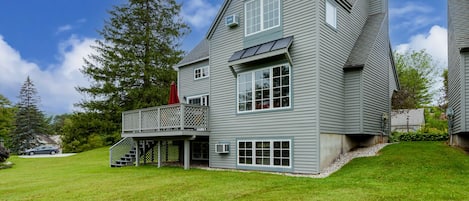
[56,24,73,34]
[395,25,448,67]
[0,35,96,115]
[181,0,220,29]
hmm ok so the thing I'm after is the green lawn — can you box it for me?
[1,142,469,201]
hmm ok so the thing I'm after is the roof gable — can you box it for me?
[344,13,385,67]
[176,39,209,68]
[206,0,232,40]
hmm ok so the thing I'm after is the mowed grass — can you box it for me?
[1,142,469,201]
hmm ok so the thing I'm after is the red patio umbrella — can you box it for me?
[168,81,180,104]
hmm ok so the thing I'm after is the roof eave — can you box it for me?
[175,56,209,68]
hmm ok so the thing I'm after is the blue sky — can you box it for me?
[0,0,447,115]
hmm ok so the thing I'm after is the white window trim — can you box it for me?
[237,139,291,168]
[237,64,291,113]
[325,0,337,29]
[187,94,209,106]
[194,66,210,80]
[244,0,281,36]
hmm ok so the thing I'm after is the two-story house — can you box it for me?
[111,0,399,174]
[447,0,469,148]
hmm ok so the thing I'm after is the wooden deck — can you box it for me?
[122,103,209,137]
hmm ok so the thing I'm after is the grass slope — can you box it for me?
[1,142,468,201]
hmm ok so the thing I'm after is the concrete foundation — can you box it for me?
[451,134,469,149]
[319,134,387,171]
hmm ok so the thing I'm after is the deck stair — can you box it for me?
[110,138,157,167]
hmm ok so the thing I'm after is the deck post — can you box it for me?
[157,108,161,131]
[138,110,142,132]
[157,140,161,168]
[135,140,140,167]
[184,139,190,170]
[180,104,185,131]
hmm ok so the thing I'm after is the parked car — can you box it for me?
[24,145,60,155]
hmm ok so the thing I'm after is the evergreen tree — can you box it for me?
[77,0,189,140]
[10,77,47,153]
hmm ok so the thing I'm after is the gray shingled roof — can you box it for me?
[345,13,385,67]
[176,39,209,68]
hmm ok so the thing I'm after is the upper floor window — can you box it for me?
[237,64,291,113]
[245,0,280,36]
[194,66,209,80]
[325,0,337,29]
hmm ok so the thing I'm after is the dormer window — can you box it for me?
[245,0,280,36]
[326,0,337,29]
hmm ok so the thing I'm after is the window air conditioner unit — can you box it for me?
[215,144,229,153]
[225,14,239,27]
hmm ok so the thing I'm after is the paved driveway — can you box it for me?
[19,153,76,158]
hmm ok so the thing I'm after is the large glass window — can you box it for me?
[238,140,291,168]
[245,0,280,36]
[237,64,290,113]
[325,0,337,29]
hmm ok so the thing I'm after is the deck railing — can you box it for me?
[122,103,209,133]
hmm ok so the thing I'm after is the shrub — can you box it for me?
[391,132,448,142]
[0,146,10,163]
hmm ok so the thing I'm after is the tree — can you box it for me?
[61,112,117,153]
[0,94,16,148]
[0,146,9,163]
[50,114,71,135]
[76,0,189,140]
[9,77,48,153]
[438,69,448,110]
[392,50,438,109]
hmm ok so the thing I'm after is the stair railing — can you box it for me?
[109,137,134,167]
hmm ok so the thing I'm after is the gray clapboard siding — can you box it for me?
[461,52,469,131]
[178,60,210,101]
[344,70,362,134]
[319,0,369,134]
[208,0,321,174]
[361,15,389,134]
[368,0,383,15]
[448,0,468,133]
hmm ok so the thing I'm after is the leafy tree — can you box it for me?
[76,0,189,141]
[0,94,16,148]
[50,114,71,135]
[9,77,48,153]
[61,112,118,153]
[392,50,438,109]
[438,69,448,110]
